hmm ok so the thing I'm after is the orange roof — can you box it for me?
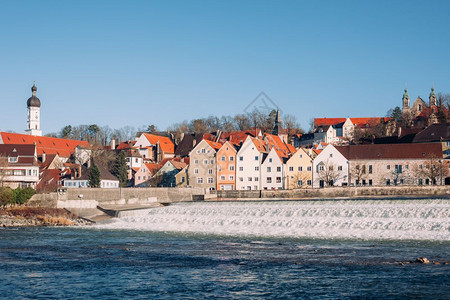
[117,141,135,150]
[220,130,258,145]
[350,117,389,127]
[264,134,293,158]
[204,139,222,150]
[250,137,267,153]
[314,118,346,127]
[143,133,174,153]
[144,163,160,174]
[0,132,89,158]
[313,149,322,155]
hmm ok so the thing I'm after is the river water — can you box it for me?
[1,199,449,299]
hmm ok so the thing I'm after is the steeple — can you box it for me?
[25,83,42,136]
[402,88,410,113]
[272,108,282,135]
[429,86,437,107]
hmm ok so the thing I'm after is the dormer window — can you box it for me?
[8,157,18,163]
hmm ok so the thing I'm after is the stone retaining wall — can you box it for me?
[217,186,450,200]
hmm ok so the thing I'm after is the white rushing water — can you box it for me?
[95,199,450,241]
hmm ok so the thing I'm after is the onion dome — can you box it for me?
[27,84,41,107]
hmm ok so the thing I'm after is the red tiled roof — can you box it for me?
[0,132,89,158]
[204,139,222,150]
[144,163,160,175]
[264,134,293,158]
[36,169,61,192]
[143,133,174,153]
[350,117,390,127]
[117,141,135,150]
[250,137,267,153]
[314,118,346,127]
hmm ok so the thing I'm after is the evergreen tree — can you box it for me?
[111,151,128,187]
[88,162,101,188]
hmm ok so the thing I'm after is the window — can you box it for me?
[298,180,303,187]
[201,148,206,153]
[267,167,271,172]
[207,177,214,184]
[229,156,234,161]
[239,167,243,171]
[254,186,258,190]
[138,176,141,180]
[221,156,226,161]
[239,177,243,182]
[299,154,303,158]
[218,165,222,171]
[395,165,402,174]
[239,156,243,161]
[181,176,185,183]
[255,166,259,171]
[208,169,213,174]
[255,156,259,161]
[319,165,324,171]
[419,164,423,170]
[266,177,272,183]
[418,178,423,185]
[248,177,252,181]
[255,177,259,181]
[405,165,409,170]
[338,166,342,171]
[229,175,234,180]
[298,166,303,172]
[210,160,214,164]
[197,177,203,184]
[387,165,391,170]
[330,154,333,158]
[307,166,311,171]
[386,179,390,186]
[204,159,208,165]
[277,167,281,172]
[307,180,312,186]
[194,159,199,165]
[369,165,373,174]
[8,157,17,163]
[135,158,138,163]
[276,177,281,183]
[229,165,235,171]
[194,168,199,174]
[269,158,272,163]
[289,166,294,172]
[362,165,366,174]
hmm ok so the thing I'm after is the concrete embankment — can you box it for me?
[217,185,450,200]
[27,187,207,222]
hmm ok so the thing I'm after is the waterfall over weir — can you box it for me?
[95,199,450,241]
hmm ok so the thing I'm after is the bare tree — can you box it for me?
[349,164,368,185]
[287,171,310,189]
[413,155,448,185]
[234,114,251,130]
[0,154,8,187]
[316,159,341,187]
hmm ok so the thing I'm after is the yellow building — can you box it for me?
[285,148,313,189]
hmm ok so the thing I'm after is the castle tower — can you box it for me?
[429,87,437,107]
[402,88,410,113]
[25,84,42,136]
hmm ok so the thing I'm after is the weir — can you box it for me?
[94,198,450,241]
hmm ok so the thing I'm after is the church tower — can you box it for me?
[429,87,437,107]
[25,84,42,136]
[402,88,410,113]
[272,108,282,136]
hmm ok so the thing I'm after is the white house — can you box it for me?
[261,147,285,190]
[236,136,267,190]
[313,144,349,188]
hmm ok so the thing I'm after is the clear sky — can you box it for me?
[1,0,449,134]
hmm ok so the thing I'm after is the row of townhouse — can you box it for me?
[187,134,449,191]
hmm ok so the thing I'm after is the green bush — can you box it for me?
[12,187,36,205]
[0,187,14,207]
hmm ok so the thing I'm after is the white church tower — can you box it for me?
[25,84,42,136]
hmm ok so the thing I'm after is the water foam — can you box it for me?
[94,199,450,241]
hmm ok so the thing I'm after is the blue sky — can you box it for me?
[1,0,449,134]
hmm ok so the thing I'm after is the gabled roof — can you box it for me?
[0,144,36,157]
[264,133,293,158]
[219,130,258,145]
[203,139,222,151]
[143,133,175,153]
[413,123,450,143]
[117,140,135,150]
[249,136,267,153]
[350,117,390,127]
[0,132,89,158]
[168,160,187,170]
[144,163,160,175]
[336,143,442,160]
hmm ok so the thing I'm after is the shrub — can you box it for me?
[12,187,36,205]
[0,187,13,207]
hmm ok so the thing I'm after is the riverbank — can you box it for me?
[0,207,92,227]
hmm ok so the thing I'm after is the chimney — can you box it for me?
[87,158,91,168]
[77,165,82,178]
[42,153,46,163]
[110,139,116,150]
